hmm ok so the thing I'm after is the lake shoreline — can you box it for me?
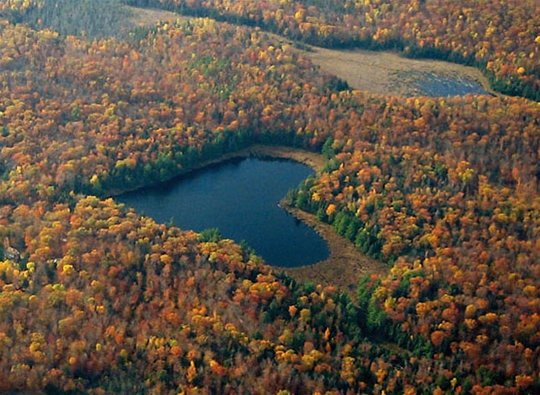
[240,147,387,292]
[107,144,326,197]
[114,144,385,294]
[127,5,496,98]
[278,202,386,295]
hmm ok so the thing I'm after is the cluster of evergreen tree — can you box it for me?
[0,2,538,393]
[20,0,129,38]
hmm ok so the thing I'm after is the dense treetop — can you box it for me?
[0,2,538,394]
[124,0,540,100]
[3,0,539,99]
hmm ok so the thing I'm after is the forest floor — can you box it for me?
[126,6,494,97]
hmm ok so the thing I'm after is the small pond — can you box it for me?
[117,157,330,267]
[394,70,488,97]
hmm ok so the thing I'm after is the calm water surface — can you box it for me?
[394,70,488,97]
[417,72,487,96]
[118,157,329,267]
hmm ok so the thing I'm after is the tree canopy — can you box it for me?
[0,2,538,393]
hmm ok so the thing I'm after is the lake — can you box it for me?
[117,157,330,267]
[415,72,487,96]
[394,70,488,97]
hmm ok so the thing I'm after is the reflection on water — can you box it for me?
[394,70,488,97]
[117,157,329,267]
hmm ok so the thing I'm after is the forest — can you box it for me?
[122,0,540,100]
[0,0,538,394]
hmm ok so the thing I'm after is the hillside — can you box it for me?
[124,0,540,100]
[0,1,538,394]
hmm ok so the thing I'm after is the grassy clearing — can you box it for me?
[124,5,191,29]
[127,5,493,97]
[305,46,493,97]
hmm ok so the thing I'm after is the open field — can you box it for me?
[305,46,493,97]
[125,5,191,28]
[126,6,493,97]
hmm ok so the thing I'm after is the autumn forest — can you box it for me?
[0,0,538,394]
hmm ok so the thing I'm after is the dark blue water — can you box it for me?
[117,157,329,267]
[417,72,487,96]
[394,70,487,97]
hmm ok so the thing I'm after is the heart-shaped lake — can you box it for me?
[117,156,329,267]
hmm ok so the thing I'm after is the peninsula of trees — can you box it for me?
[0,1,538,393]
